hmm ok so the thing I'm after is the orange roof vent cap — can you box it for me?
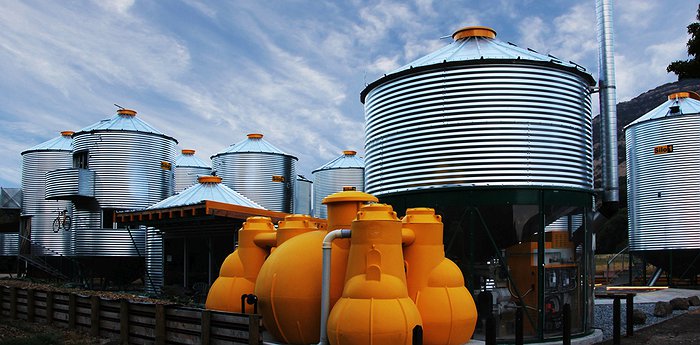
[61,131,74,137]
[247,133,264,139]
[668,91,700,101]
[452,26,496,40]
[117,109,137,116]
[198,175,222,184]
[182,149,195,155]
[343,150,357,156]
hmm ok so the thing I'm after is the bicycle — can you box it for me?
[52,209,72,233]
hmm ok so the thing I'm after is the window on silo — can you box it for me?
[73,150,89,169]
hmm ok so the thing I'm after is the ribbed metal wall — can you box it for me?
[627,114,700,251]
[364,64,593,196]
[0,233,18,256]
[294,175,312,215]
[73,131,176,209]
[212,153,296,212]
[21,150,73,255]
[312,168,364,219]
[73,226,145,256]
[175,165,211,194]
[45,168,95,199]
[145,227,163,294]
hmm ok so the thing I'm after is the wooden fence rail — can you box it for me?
[0,285,261,345]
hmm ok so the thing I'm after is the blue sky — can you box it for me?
[0,0,696,187]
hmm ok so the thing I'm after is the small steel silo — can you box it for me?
[626,91,700,277]
[174,149,211,193]
[211,134,297,213]
[311,150,365,218]
[21,131,74,255]
[361,26,596,341]
[294,174,312,215]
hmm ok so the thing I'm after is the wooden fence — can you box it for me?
[0,285,261,345]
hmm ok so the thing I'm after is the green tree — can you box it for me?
[667,4,700,79]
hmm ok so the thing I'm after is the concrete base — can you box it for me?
[466,329,603,345]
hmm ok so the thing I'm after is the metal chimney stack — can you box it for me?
[596,0,620,209]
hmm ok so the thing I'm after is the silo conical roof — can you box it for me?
[212,133,296,158]
[148,176,264,210]
[21,131,74,154]
[176,149,210,168]
[626,92,700,128]
[312,150,364,172]
[75,109,177,142]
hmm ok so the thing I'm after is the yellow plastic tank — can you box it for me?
[205,217,276,313]
[253,191,377,344]
[327,203,422,345]
[402,208,477,345]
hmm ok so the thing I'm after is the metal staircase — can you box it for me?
[17,235,81,282]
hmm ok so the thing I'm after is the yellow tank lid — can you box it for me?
[182,149,195,155]
[242,216,275,231]
[356,203,398,221]
[198,175,221,184]
[452,26,496,40]
[117,109,137,116]
[403,207,442,224]
[322,190,377,204]
[61,131,74,137]
[668,91,700,101]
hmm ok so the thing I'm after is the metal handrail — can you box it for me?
[17,234,83,282]
[605,245,629,285]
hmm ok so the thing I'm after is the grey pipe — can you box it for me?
[596,0,620,205]
[318,229,351,345]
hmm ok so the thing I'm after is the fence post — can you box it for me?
[10,287,17,319]
[120,299,129,345]
[563,303,571,345]
[626,294,634,337]
[46,291,54,325]
[613,296,621,345]
[248,314,261,345]
[155,304,166,345]
[90,295,100,336]
[27,289,35,322]
[201,310,211,345]
[0,286,3,317]
[485,314,496,345]
[69,294,77,329]
[515,307,523,345]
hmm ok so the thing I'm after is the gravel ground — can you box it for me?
[594,302,700,341]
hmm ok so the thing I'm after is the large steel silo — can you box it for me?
[211,134,297,213]
[361,26,596,341]
[21,131,74,255]
[67,109,177,256]
[174,149,211,193]
[294,174,312,215]
[626,92,700,278]
[312,150,365,218]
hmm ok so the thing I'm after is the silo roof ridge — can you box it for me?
[175,150,210,168]
[147,179,264,210]
[213,135,297,159]
[626,95,700,128]
[74,111,177,142]
[21,133,73,154]
[313,152,365,173]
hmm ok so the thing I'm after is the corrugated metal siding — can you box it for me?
[73,226,145,256]
[294,176,312,215]
[145,227,163,294]
[45,168,95,199]
[0,233,18,256]
[312,168,365,219]
[174,166,212,194]
[363,64,593,196]
[73,131,176,209]
[21,150,73,255]
[626,114,700,251]
[212,153,296,213]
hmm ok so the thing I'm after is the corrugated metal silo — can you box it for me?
[174,149,211,193]
[626,91,700,276]
[294,174,312,215]
[361,26,597,341]
[312,150,365,218]
[66,109,177,256]
[211,134,297,213]
[21,131,74,255]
